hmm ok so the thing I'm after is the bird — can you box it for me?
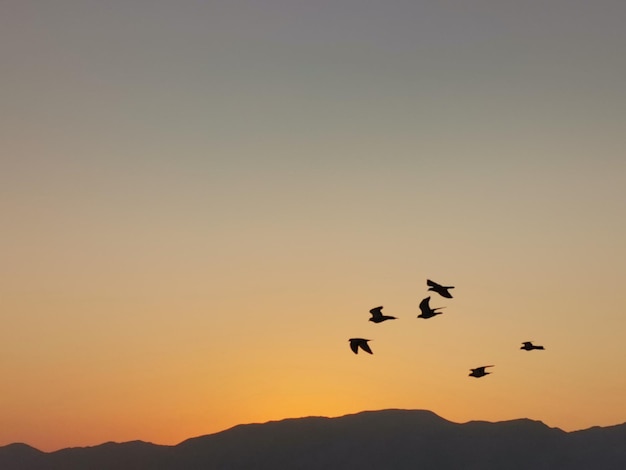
[469,365,494,378]
[521,341,545,351]
[427,279,455,298]
[417,296,446,319]
[369,306,397,323]
[349,338,373,354]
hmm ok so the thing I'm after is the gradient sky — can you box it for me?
[2,0,626,452]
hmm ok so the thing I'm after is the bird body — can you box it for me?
[369,306,397,323]
[521,341,545,351]
[427,279,455,299]
[418,296,445,319]
[349,338,373,354]
[469,365,494,378]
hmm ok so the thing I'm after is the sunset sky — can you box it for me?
[2,0,626,452]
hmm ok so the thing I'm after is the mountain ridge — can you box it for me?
[2,409,625,469]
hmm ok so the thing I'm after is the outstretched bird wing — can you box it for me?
[349,340,359,354]
[360,341,373,354]
[369,306,384,319]
[419,297,431,314]
[427,279,454,298]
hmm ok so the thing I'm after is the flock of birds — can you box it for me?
[349,279,545,378]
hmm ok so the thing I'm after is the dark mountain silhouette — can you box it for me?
[2,409,625,469]
[0,444,45,469]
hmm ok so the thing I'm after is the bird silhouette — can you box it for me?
[417,296,445,319]
[368,306,397,323]
[427,279,455,298]
[469,365,494,378]
[349,338,373,354]
[521,341,545,351]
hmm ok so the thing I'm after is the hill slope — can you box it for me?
[2,409,625,469]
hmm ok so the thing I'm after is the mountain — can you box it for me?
[2,409,625,469]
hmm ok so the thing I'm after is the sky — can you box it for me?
[2,0,626,452]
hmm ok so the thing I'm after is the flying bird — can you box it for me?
[417,296,445,319]
[469,365,494,378]
[427,279,455,299]
[521,341,545,351]
[369,306,397,323]
[349,338,373,355]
